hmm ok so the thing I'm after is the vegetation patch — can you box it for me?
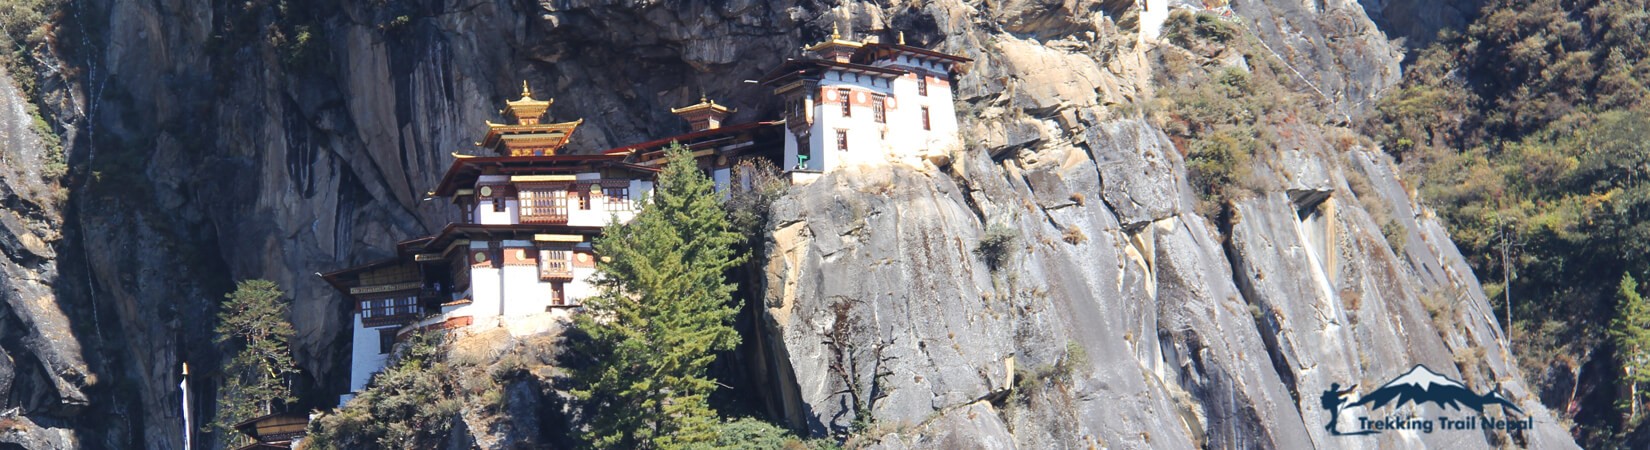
[1151,10,1330,218]
[975,223,1020,271]
[1365,1,1650,442]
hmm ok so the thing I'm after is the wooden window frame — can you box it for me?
[604,186,630,211]
[838,88,851,117]
[539,249,573,281]
[519,184,570,224]
[873,95,886,124]
[918,76,928,96]
[378,329,397,354]
[837,129,849,152]
[921,107,931,130]
[360,293,420,327]
[551,282,567,307]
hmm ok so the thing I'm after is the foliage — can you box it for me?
[725,158,789,238]
[570,143,747,449]
[709,417,838,450]
[974,223,1019,271]
[1367,0,1650,444]
[1161,10,1238,52]
[0,0,61,79]
[1153,13,1329,217]
[1612,274,1650,421]
[306,331,462,449]
[211,279,300,435]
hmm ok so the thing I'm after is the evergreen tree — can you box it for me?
[212,279,300,435]
[1613,273,1650,421]
[571,143,746,449]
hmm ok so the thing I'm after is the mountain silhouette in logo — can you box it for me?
[1349,365,1523,415]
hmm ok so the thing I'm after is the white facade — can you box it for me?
[339,169,654,407]
[347,314,390,393]
[779,47,965,178]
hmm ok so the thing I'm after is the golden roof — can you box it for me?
[503,81,552,124]
[670,93,735,116]
[805,23,863,53]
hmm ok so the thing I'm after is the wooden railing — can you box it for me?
[519,211,568,224]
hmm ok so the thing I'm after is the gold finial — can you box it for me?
[832,22,841,40]
[898,31,906,45]
[700,88,708,103]
[520,80,532,98]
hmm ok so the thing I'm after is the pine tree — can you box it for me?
[1612,273,1650,421]
[571,143,746,449]
[212,279,300,435]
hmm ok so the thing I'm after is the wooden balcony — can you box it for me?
[519,211,569,225]
[540,258,573,281]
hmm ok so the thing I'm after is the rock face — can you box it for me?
[0,0,1570,448]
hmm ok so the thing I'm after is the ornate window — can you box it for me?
[539,249,572,281]
[873,95,887,124]
[918,76,928,96]
[839,88,851,117]
[360,294,419,327]
[519,185,570,224]
[921,107,931,130]
[837,130,849,152]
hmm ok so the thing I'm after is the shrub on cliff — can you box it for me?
[306,331,462,449]
[211,279,300,436]
[569,143,747,448]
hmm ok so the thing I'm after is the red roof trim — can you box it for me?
[759,58,907,85]
[431,154,641,196]
[855,43,973,64]
[601,121,783,157]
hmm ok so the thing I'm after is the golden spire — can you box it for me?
[502,81,552,125]
[898,31,906,45]
[806,20,864,56]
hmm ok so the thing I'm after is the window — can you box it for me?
[519,187,569,223]
[540,249,572,281]
[837,130,849,152]
[378,329,397,354]
[551,282,566,306]
[604,186,630,211]
[921,107,931,130]
[361,295,419,320]
[838,88,851,117]
[918,76,928,96]
[577,186,591,210]
[492,197,505,212]
[873,95,886,124]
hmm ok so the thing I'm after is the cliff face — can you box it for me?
[0,0,1575,448]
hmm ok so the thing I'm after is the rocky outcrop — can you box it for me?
[0,66,91,449]
[752,1,1576,448]
[0,0,1576,447]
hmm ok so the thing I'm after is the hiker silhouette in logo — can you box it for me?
[1321,383,1360,435]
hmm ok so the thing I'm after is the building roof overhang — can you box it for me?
[853,42,973,67]
[417,223,607,252]
[758,59,906,87]
[602,120,784,158]
[430,154,655,197]
[478,119,584,154]
[669,97,735,116]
